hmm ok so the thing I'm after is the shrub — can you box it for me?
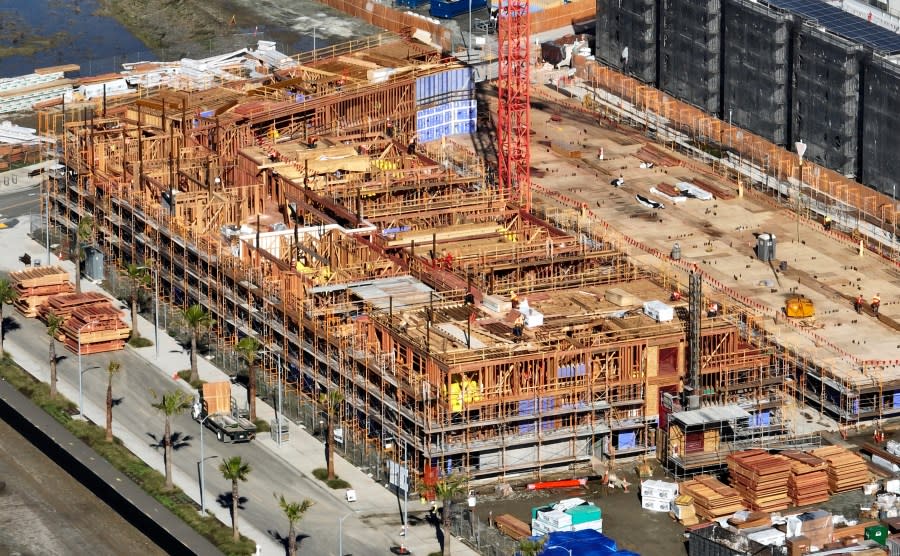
[253,419,271,433]
[128,336,153,348]
[0,356,256,555]
[326,477,352,489]
[176,369,203,389]
[312,467,328,481]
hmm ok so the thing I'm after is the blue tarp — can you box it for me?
[536,530,640,556]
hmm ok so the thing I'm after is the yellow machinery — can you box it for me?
[785,296,815,319]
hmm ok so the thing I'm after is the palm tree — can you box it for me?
[105,360,122,442]
[46,314,64,399]
[122,264,149,337]
[320,390,344,480]
[435,473,467,556]
[517,537,547,556]
[73,216,94,293]
[219,456,251,542]
[276,494,313,556]
[234,336,260,421]
[151,389,192,490]
[0,278,18,352]
[182,304,211,384]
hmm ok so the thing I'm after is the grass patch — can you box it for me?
[0,356,257,556]
[176,369,203,389]
[253,419,270,433]
[128,336,154,348]
[312,467,352,489]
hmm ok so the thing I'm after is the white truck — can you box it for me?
[191,381,257,443]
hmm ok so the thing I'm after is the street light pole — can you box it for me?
[794,140,807,244]
[198,413,214,514]
[76,318,99,419]
[153,266,159,359]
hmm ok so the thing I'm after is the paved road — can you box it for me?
[0,417,167,556]
[0,216,474,556]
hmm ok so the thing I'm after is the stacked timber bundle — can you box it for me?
[783,451,830,506]
[9,266,72,317]
[679,475,746,520]
[38,292,110,324]
[810,446,870,493]
[61,304,130,354]
[727,449,792,512]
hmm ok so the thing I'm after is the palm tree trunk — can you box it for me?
[248,363,257,421]
[189,332,199,384]
[164,417,173,490]
[326,415,335,480]
[106,377,113,442]
[131,291,139,338]
[442,503,452,556]
[288,522,297,556]
[49,341,57,398]
[1,304,5,352]
[231,479,240,541]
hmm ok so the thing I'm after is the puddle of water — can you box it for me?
[0,0,153,77]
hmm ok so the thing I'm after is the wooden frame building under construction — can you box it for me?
[40,34,856,485]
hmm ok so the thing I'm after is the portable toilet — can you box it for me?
[756,233,776,262]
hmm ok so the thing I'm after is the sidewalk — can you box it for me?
[4,216,479,556]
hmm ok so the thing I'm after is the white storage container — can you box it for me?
[643,300,674,322]
[641,479,679,501]
[641,496,671,512]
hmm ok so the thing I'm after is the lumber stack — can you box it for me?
[495,514,530,540]
[727,449,792,512]
[810,446,870,493]
[9,266,73,317]
[61,304,130,354]
[38,292,110,324]
[783,451,830,506]
[679,475,746,520]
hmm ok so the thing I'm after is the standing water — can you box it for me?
[0,0,153,77]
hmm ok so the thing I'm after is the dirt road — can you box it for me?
[0,418,165,556]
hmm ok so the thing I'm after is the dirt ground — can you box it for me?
[475,455,878,556]
[0,418,165,556]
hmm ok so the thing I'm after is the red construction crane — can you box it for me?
[497,0,532,211]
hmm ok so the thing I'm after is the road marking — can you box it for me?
[0,198,39,212]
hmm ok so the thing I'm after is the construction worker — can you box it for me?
[513,314,525,339]
[872,292,881,316]
[855,293,864,314]
[670,289,683,302]
[823,214,832,231]
[510,290,519,308]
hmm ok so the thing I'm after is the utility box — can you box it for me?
[756,233,776,262]
[83,246,105,281]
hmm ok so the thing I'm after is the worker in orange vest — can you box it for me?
[855,294,864,314]
[872,293,881,316]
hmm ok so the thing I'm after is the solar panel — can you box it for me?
[766,0,900,54]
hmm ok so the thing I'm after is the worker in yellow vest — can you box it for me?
[871,293,881,316]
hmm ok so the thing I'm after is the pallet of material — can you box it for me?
[679,475,746,520]
[494,514,531,540]
[783,451,830,506]
[60,304,131,352]
[727,449,792,512]
[39,292,110,323]
[14,295,51,318]
[636,145,680,167]
[63,338,125,355]
[14,282,74,297]
[690,178,735,201]
[9,266,70,289]
[810,446,870,493]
